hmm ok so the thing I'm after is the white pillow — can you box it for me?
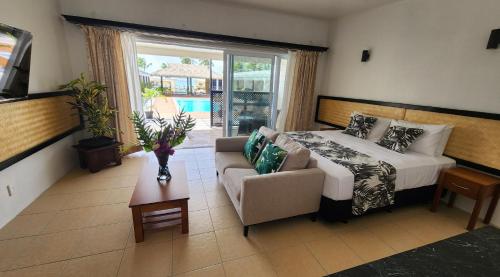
[434,125,454,156]
[350,111,391,141]
[391,120,447,156]
[367,116,392,142]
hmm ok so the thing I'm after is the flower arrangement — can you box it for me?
[130,110,195,181]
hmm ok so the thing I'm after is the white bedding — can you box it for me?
[310,130,456,201]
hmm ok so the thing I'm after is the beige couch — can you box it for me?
[215,131,325,236]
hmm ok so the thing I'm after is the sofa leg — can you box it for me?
[243,225,249,237]
[310,212,317,222]
[216,170,219,176]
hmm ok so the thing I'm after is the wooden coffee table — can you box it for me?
[129,156,189,243]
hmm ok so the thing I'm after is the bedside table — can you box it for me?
[431,167,500,230]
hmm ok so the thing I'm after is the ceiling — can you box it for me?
[202,0,399,19]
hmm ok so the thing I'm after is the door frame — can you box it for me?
[222,50,282,137]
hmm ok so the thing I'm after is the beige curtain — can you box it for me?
[81,26,137,150]
[284,50,320,131]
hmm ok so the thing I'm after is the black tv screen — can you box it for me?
[0,23,32,101]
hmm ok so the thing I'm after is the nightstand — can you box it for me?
[431,167,500,230]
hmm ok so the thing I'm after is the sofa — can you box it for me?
[215,127,325,236]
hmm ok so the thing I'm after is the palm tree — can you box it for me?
[161,63,168,69]
[181,57,193,64]
[137,57,152,71]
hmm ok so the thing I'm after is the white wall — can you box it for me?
[321,0,500,226]
[322,0,500,113]
[0,0,78,228]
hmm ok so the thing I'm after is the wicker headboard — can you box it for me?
[0,91,82,170]
[315,96,500,175]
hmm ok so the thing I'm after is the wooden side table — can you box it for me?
[74,142,123,173]
[431,167,500,230]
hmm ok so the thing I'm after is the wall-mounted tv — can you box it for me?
[0,23,32,101]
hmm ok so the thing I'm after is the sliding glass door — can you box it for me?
[223,51,281,136]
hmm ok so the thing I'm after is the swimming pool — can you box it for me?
[175,98,211,113]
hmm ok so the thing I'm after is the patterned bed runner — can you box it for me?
[286,132,396,215]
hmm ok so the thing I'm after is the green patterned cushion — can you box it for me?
[254,142,288,174]
[243,130,267,165]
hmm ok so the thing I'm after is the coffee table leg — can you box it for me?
[132,207,144,242]
[181,201,189,234]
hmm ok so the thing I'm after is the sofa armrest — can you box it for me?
[215,136,249,152]
[239,168,325,226]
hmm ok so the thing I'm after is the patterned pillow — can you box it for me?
[243,130,267,164]
[377,125,425,153]
[254,142,288,174]
[342,114,378,139]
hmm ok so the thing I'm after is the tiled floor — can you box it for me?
[0,148,480,277]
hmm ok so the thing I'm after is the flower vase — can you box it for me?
[155,152,172,182]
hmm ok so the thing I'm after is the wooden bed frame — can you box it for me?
[314,95,500,221]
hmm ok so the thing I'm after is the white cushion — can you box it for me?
[390,120,447,156]
[275,134,310,171]
[367,116,392,142]
[434,125,454,156]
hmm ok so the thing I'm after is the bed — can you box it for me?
[307,96,500,221]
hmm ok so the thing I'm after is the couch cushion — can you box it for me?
[243,130,267,165]
[254,142,288,174]
[275,134,311,171]
[225,168,258,201]
[259,126,280,142]
[215,152,253,174]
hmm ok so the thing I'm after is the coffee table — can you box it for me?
[129,156,189,243]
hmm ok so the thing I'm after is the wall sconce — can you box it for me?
[486,29,500,49]
[361,50,370,62]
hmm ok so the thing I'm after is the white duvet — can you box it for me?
[310,130,456,201]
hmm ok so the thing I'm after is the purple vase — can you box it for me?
[155,152,171,182]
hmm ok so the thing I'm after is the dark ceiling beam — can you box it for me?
[62,14,329,52]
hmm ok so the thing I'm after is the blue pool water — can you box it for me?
[175,98,211,112]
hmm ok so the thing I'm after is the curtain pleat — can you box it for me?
[81,26,137,151]
[284,50,319,131]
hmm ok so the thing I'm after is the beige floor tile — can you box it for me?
[64,190,112,209]
[91,203,132,226]
[74,222,130,257]
[368,223,426,253]
[127,226,173,247]
[202,178,224,192]
[209,206,241,230]
[205,191,231,208]
[306,234,363,274]
[196,160,215,170]
[223,254,276,277]
[287,217,335,243]
[174,264,225,277]
[188,179,205,194]
[395,214,464,244]
[106,187,135,204]
[215,226,262,261]
[0,236,37,271]
[172,232,221,274]
[173,209,214,238]
[188,193,208,211]
[21,194,73,215]
[1,229,85,270]
[95,176,138,190]
[61,250,123,277]
[118,242,172,277]
[268,244,326,277]
[199,168,217,179]
[2,261,65,277]
[41,207,98,234]
[252,221,301,251]
[337,229,396,262]
[0,213,54,240]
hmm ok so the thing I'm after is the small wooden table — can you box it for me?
[431,167,500,230]
[129,156,189,243]
[74,142,122,173]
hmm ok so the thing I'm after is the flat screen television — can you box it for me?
[0,23,32,101]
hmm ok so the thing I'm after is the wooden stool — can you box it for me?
[431,167,500,230]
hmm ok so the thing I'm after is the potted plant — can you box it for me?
[142,87,160,119]
[61,73,116,148]
[130,110,195,182]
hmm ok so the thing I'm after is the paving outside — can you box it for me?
[150,95,222,148]
[0,149,480,277]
